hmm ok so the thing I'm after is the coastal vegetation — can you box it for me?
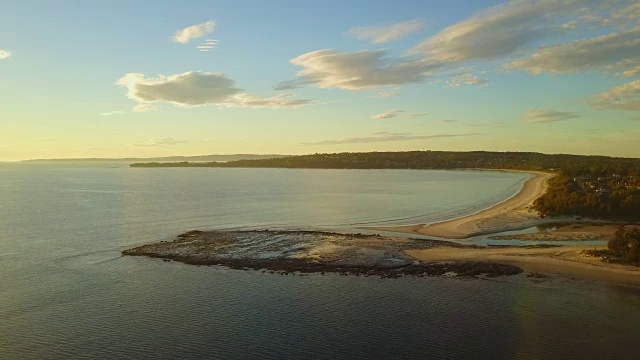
[532,174,640,221]
[130,150,640,173]
[608,227,640,265]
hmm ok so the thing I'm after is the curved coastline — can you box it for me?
[365,170,555,239]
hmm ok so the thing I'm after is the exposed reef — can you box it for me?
[123,230,523,278]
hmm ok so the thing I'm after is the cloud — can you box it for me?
[301,132,479,146]
[286,49,442,91]
[274,78,314,91]
[446,73,489,88]
[604,2,640,25]
[590,80,640,112]
[116,71,311,110]
[117,72,241,106]
[0,49,12,59]
[441,119,457,123]
[372,109,403,119]
[376,90,399,98]
[197,39,219,52]
[222,93,312,108]
[408,0,587,63]
[173,20,216,44]
[525,109,580,123]
[372,110,427,119]
[100,111,126,116]
[134,103,156,112]
[349,20,425,44]
[469,120,507,128]
[133,137,193,147]
[506,26,640,76]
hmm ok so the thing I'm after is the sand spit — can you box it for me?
[367,171,554,239]
[406,245,640,287]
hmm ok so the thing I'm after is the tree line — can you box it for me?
[131,150,640,175]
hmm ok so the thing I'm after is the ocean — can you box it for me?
[1,164,639,359]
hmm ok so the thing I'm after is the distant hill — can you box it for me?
[130,150,640,175]
[21,154,290,164]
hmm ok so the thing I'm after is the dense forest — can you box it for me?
[533,174,640,220]
[131,151,640,175]
[131,151,640,221]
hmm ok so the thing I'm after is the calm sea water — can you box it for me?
[1,164,639,359]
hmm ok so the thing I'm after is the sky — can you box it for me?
[1,0,640,161]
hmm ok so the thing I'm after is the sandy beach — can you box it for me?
[367,170,556,239]
[406,245,640,287]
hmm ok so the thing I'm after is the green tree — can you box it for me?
[608,227,640,264]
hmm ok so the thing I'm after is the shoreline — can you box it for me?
[365,170,556,239]
[406,245,640,287]
[122,230,524,278]
[123,229,640,287]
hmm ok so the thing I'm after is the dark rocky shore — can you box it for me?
[123,230,524,278]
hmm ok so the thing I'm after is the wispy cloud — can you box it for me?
[134,103,156,112]
[0,49,12,59]
[590,80,640,112]
[274,78,314,91]
[372,109,403,119]
[282,49,442,91]
[376,90,399,98]
[525,109,580,123]
[603,2,640,26]
[100,111,126,116]
[469,120,507,128]
[173,20,216,44]
[302,132,479,146]
[221,93,312,108]
[349,20,425,44]
[446,73,489,88]
[278,1,631,98]
[408,0,589,62]
[117,71,312,110]
[372,109,426,119]
[133,137,195,147]
[197,39,219,52]
[507,26,640,77]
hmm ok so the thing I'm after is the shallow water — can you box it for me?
[1,164,639,359]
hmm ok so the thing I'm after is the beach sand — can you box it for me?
[366,170,555,239]
[406,245,640,287]
[489,223,622,241]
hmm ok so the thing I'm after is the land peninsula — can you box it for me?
[123,229,640,286]
[125,151,640,285]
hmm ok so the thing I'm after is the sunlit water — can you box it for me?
[1,164,639,359]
